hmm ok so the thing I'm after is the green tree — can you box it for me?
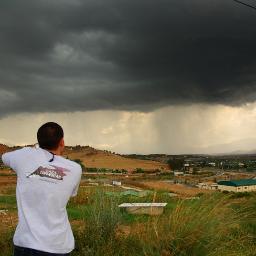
[167,158,184,170]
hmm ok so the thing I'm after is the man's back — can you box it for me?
[2,146,82,254]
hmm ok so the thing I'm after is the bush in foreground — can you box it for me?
[139,193,256,256]
[1,187,255,256]
[72,190,256,256]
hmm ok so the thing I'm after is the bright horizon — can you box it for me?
[1,103,256,155]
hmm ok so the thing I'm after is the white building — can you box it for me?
[112,180,122,186]
[197,183,218,190]
[174,171,184,176]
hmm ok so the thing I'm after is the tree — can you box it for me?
[167,158,184,171]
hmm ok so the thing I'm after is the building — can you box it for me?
[217,179,256,192]
[112,180,122,186]
[174,171,184,176]
[197,182,218,190]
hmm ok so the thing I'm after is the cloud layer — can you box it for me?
[1,0,256,117]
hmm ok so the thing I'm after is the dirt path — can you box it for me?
[140,181,211,196]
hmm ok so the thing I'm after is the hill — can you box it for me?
[64,146,169,172]
[0,144,9,154]
[0,144,169,172]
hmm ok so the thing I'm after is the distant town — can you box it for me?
[123,153,256,192]
[1,144,256,193]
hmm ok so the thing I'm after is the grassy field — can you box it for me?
[0,183,255,256]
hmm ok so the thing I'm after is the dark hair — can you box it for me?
[37,122,64,150]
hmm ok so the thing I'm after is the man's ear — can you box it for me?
[59,138,65,147]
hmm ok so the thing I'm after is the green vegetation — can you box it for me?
[0,172,16,176]
[167,158,184,170]
[112,169,128,174]
[0,195,17,210]
[135,168,145,173]
[0,186,256,256]
[85,167,128,174]
[69,188,256,256]
[0,195,16,205]
[0,228,14,256]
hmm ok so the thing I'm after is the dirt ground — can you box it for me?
[0,176,17,187]
[139,181,211,196]
[66,150,169,172]
[0,210,18,231]
[0,174,17,232]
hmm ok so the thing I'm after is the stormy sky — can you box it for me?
[1,0,256,154]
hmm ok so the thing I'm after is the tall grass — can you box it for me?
[138,193,256,256]
[1,185,255,256]
[72,189,256,256]
[0,228,14,256]
[73,188,122,255]
[72,188,146,256]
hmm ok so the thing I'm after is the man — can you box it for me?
[1,122,82,256]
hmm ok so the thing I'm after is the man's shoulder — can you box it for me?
[2,146,32,157]
[57,157,82,173]
[1,146,34,169]
[12,146,32,152]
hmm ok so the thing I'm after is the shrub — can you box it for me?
[138,193,256,256]
[0,229,14,256]
[135,168,145,173]
[74,189,122,255]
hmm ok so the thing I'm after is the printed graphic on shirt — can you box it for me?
[27,165,70,181]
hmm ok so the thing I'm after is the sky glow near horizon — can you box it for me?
[1,103,256,154]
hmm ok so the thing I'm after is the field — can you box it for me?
[64,146,169,172]
[0,167,256,256]
[124,180,212,197]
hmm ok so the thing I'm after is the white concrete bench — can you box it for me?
[0,209,8,215]
[118,203,167,215]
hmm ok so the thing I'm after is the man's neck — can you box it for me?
[47,148,62,156]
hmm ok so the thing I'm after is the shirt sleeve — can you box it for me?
[1,147,29,172]
[71,166,82,197]
[2,152,15,170]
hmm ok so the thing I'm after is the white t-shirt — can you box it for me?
[1,146,82,254]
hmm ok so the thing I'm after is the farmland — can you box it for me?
[0,167,256,256]
[1,144,256,255]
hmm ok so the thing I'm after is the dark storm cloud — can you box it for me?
[1,0,256,116]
